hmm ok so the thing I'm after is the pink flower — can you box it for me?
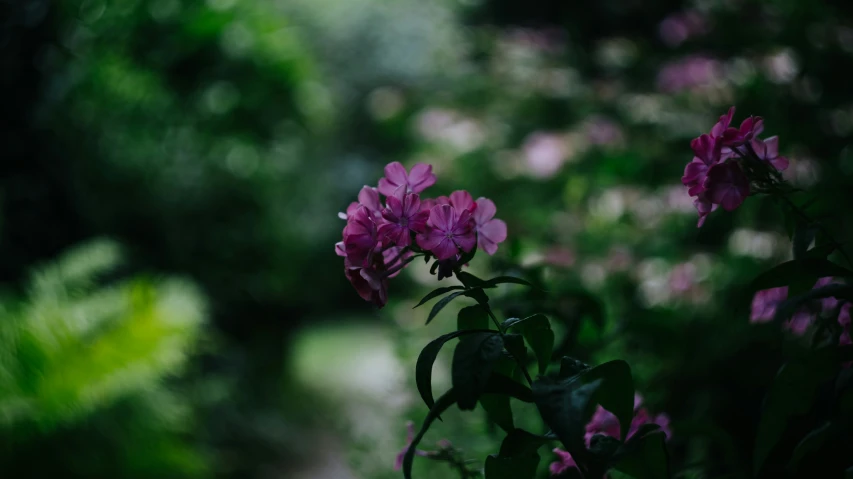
[378,162,437,196]
[710,107,735,138]
[472,198,507,255]
[378,192,429,247]
[394,421,429,471]
[584,394,670,444]
[343,206,379,267]
[549,448,578,476]
[436,190,477,213]
[693,192,717,227]
[682,134,722,195]
[750,136,789,172]
[704,161,749,211]
[417,205,476,260]
[338,186,383,220]
[785,310,814,336]
[344,257,388,308]
[721,116,764,147]
[383,246,413,278]
[750,286,788,323]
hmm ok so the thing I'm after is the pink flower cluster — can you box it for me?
[549,394,672,477]
[750,277,851,348]
[682,107,789,227]
[336,162,508,307]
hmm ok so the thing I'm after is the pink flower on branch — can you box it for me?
[378,161,437,196]
[436,190,477,214]
[417,205,477,260]
[472,198,507,255]
[704,161,750,211]
[343,206,379,267]
[682,134,722,196]
[750,136,789,172]
[379,192,429,247]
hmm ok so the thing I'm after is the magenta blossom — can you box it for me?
[383,246,413,279]
[750,136,789,172]
[343,206,379,267]
[704,161,749,211]
[393,421,429,471]
[584,394,671,445]
[472,198,507,255]
[549,448,578,476]
[682,134,722,195]
[344,257,388,308]
[378,162,437,196]
[417,205,476,260]
[338,186,382,220]
[378,192,429,247]
[750,286,788,323]
[721,115,764,147]
[693,193,717,227]
[436,190,477,213]
[710,107,735,138]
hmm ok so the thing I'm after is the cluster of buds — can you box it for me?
[336,162,507,307]
[682,107,790,227]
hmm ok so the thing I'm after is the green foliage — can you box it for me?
[753,350,838,475]
[0,239,208,477]
[483,453,540,478]
[0,239,206,428]
[416,329,493,411]
[452,333,504,410]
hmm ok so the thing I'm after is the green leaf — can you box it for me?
[452,332,504,410]
[750,259,853,292]
[414,286,465,308]
[503,333,527,366]
[515,314,554,376]
[792,224,817,260]
[484,453,540,479]
[484,372,534,403]
[457,271,490,289]
[612,431,670,479]
[754,352,838,475]
[464,287,490,305]
[415,329,493,411]
[458,304,490,331]
[402,389,458,479]
[582,360,635,442]
[788,422,833,473]
[480,393,514,433]
[532,376,603,462]
[560,357,590,378]
[498,429,554,457]
[426,291,466,325]
[483,276,534,288]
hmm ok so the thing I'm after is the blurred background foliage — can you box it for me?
[3,0,853,476]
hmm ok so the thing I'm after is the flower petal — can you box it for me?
[449,190,475,213]
[429,204,457,231]
[473,198,497,224]
[408,163,437,193]
[479,218,507,245]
